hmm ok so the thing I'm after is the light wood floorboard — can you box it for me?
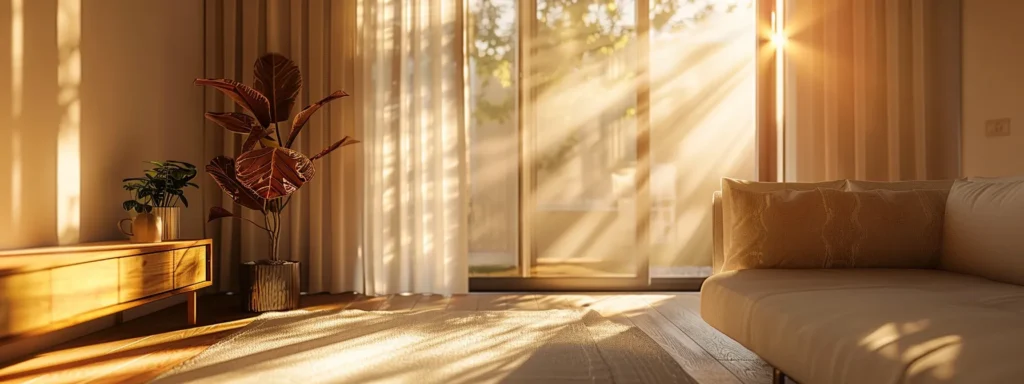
[721,360,774,384]
[608,295,744,384]
[475,294,538,310]
[411,294,450,311]
[444,294,480,310]
[0,293,770,384]
[376,294,422,311]
[646,294,760,361]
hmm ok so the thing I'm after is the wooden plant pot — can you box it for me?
[239,261,300,312]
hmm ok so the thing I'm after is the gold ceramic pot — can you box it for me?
[151,207,181,240]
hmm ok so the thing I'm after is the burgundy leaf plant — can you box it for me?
[197,53,359,262]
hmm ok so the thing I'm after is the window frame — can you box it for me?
[469,0,778,291]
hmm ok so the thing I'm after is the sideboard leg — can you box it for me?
[772,368,787,384]
[187,291,198,325]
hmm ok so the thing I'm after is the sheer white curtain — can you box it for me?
[357,0,470,295]
[781,0,961,181]
[203,0,468,295]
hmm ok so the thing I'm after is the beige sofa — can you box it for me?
[701,177,1024,384]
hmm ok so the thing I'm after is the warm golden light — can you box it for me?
[769,1,787,49]
[56,0,81,245]
[10,0,23,229]
[859,321,962,381]
[464,0,756,277]
[773,0,786,181]
[11,0,22,117]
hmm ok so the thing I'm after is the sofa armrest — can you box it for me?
[712,191,723,274]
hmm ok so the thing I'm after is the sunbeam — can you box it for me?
[10,0,23,234]
[56,0,81,245]
[468,0,756,278]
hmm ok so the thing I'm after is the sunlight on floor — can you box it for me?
[0,320,249,384]
[1,293,750,384]
[151,310,613,383]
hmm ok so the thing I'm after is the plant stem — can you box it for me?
[263,207,283,262]
[274,122,283,146]
[272,209,282,261]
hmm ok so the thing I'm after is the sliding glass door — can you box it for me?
[468,0,757,289]
[526,0,648,281]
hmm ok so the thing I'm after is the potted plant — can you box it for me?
[122,160,199,240]
[197,52,359,312]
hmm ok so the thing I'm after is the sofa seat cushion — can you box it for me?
[701,269,1024,384]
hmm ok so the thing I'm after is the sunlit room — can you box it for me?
[0,0,1021,383]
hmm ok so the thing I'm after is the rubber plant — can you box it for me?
[197,53,358,263]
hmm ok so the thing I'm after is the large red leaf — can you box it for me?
[285,91,349,148]
[206,156,267,212]
[254,53,302,123]
[235,147,315,200]
[204,112,258,134]
[310,136,360,161]
[195,79,272,127]
[204,112,275,151]
[242,125,270,152]
[207,206,235,222]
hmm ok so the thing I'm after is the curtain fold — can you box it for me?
[359,0,470,295]
[203,0,467,295]
[782,0,961,182]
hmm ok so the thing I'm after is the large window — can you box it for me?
[468,0,756,282]
[467,0,520,276]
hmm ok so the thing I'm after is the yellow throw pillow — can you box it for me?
[724,188,948,271]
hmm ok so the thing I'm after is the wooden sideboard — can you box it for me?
[0,240,213,341]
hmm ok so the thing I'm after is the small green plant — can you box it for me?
[122,161,199,213]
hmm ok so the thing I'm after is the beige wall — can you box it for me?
[962,0,1024,177]
[0,0,205,250]
[0,0,204,363]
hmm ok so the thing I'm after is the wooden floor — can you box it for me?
[0,293,771,384]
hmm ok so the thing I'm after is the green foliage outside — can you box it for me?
[468,0,748,124]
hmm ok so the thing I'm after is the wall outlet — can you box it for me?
[986,118,1011,137]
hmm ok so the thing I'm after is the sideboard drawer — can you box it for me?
[51,260,119,322]
[0,271,52,337]
[173,246,207,288]
[119,252,173,302]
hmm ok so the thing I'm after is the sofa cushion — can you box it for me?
[701,269,1024,384]
[724,188,948,271]
[721,178,847,271]
[712,191,724,273]
[967,175,1024,183]
[846,179,955,192]
[942,179,1024,285]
